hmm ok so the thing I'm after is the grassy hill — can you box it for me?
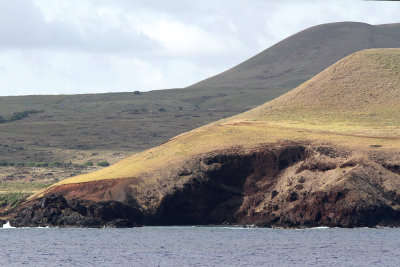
[14,48,400,228]
[46,48,400,187]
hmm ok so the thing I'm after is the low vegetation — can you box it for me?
[0,192,29,209]
[0,110,43,124]
[0,160,110,168]
[1,182,53,192]
[1,182,53,209]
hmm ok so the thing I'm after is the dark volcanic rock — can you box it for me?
[105,219,137,228]
[10,194,143,228]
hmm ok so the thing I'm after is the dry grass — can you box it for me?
[52,123,400,187]
[237,49,400,136]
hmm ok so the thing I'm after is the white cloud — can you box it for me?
[137,20,230,57]
[0,0,156,53]
[0,0,399,95]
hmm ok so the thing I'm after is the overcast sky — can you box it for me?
[0,0,399,96]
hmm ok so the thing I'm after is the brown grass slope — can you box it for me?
[10,49,400,228]
[236,48,400,135]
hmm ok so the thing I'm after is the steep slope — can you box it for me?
[8,48,400,228]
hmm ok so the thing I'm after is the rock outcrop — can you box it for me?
[10,194,143,228]
[8,143,400,228]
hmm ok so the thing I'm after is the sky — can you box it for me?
[0,0,399,96]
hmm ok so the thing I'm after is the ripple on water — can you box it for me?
[1,227,400,266]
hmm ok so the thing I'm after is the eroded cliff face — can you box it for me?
[150,144,306,225]
[8,142,400,228]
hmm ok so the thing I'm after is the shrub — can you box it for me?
[34,162,48,167]
[26,162,35,167]
[0,161,8,167]
[49,161,62,167]
[97,161,110,167]
[158,108,167,112]
[83,161,94,167]
[17,162,25,167]
[0,110,44,124]
[0,192,28,208]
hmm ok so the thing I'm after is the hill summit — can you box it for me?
[9,49,400,228]
[190,22,400,101]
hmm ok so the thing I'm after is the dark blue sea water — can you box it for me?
[1,226,400,266]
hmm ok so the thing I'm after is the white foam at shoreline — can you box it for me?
[2,221,15,228]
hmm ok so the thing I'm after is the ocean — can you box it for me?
[1,226,400,266]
